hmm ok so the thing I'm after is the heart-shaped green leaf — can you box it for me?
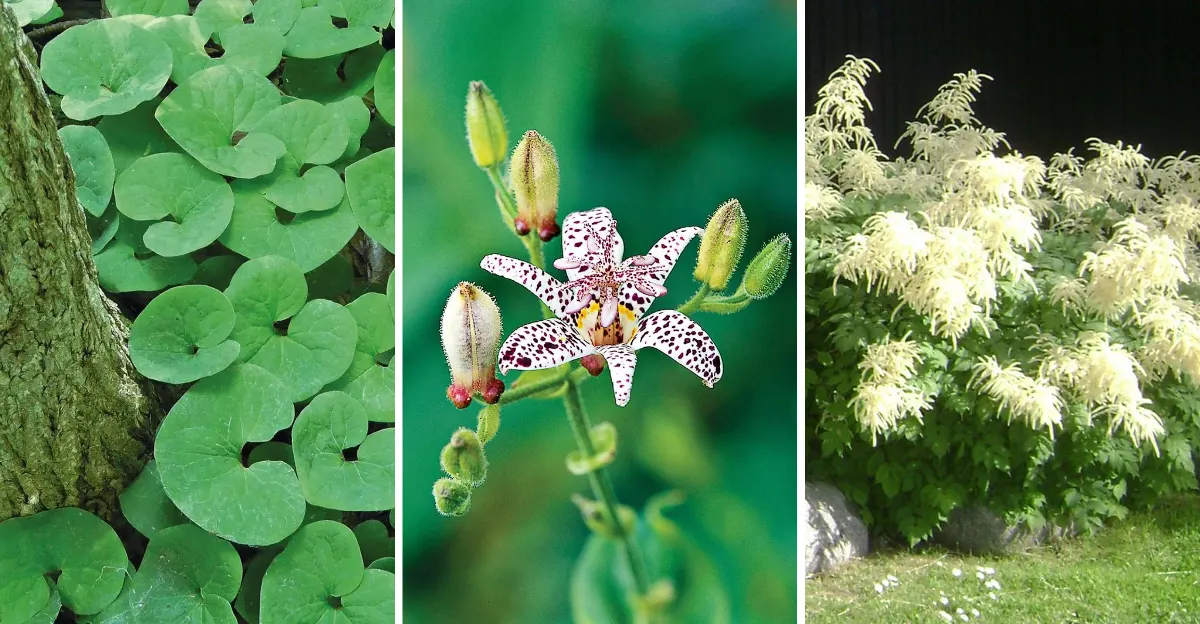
[119,460,189,540]
[193,0,251,38]
[148,17,284,84]
[256,98,350,165]
[224,257,358,401]
[156,65,287,178]
[373,49,394,127]
[88,205,121,254]
[255,157,345,214]
[318,0,391,28]
[193,254,245,290]
[30,1,62,25]
[115,152,235,256]
[129,284,240,383]
[328,96,371,161]
[0,508,129,617]
[59,125,116,217]
[96,99,177,175]
[40,18,173,120]
[260,521,395,624]
[283,5,379,59]
[326,292,393,421]
[292,392,394,510]
[93,218,197,293]
[221,184,359,271]
[234,547,282,624]
[155,364,305,546]
[87,523,241,623]
[344,146,393,253]
[10,0,54,26]
[252,0,302,35]
[352,520,393,566]
[107,0,187,17]
[282,45,384,103]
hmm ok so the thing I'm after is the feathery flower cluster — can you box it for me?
[848,338,931,444]
[969,356,1063,435]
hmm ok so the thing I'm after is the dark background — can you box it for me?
[806,0,1200,160]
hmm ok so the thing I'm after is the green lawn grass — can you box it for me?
[806,496,1200,623]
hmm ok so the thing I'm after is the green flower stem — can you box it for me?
[563,379,652,597]
[676,284,710,315]
[485,165,518,219]
[485,164,552,316]
[498,366,590,405]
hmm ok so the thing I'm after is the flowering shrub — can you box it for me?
[806,56,1200,544]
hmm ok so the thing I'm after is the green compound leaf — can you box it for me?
[58,125,116,217]
[156,65,287,178]
[96,99,177,175]
[373,49,394,127]
[87,524,241,623]
[292,392,394,511]
[352,520,393,566]
[93,219,197,293]
[282,45,384,103]
[344,147,394,253]
[0,508,129,618]
[129,284,240,383]
[193,0,251,38]
[114,152,235,257]
[256,98,350,165]
[225,257,358,401]
[40,18,173,120]
[221,184,359,271]
[260,521,395,624]
[283,5,380,59]
[155,364,306,546]
[119,460,189,540]
[318,0,391,28]
[326,292,393,422]
[10,0,54,26]
[253,0,302,35]
[107,0,188,17]
[148,17,284,84]
[193,254,245,290]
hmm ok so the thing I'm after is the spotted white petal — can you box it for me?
[597,344,637,407]
[630,310,722,387]
[496,318,593,374]
[619,226,703,319]
[560,207,623,280]
[481,254,574,318]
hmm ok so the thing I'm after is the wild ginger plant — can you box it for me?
[433,81,792,622]
[806,56,1200,545]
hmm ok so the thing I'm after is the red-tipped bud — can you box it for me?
[510,130,560,241]
[513,216,531,236]
[441,282,503,409]
[581,354,606,377]
[538,220,561,242]
[448,384,473,409]
[482,378,505,404]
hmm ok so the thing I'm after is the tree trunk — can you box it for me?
[0,5,159,522]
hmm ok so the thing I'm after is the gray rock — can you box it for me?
[804,481,869,575]
[934,505,1075,555]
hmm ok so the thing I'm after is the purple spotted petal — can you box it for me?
[618,226,703,319]
[560,207,623,280]
[630,310,722,387]
[481,254,575,318]
[596,344,637,407]
[497,318,593,375]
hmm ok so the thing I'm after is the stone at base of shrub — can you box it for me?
[933,505,1078,556]
[805,481,870,575]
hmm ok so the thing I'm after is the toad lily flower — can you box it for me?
[481,207,723,406]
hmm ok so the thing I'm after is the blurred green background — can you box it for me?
[401,1,798,622]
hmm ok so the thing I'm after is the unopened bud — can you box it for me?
[440,428,488,486]
[476,404,500,445]
[693,199,748,291]
[441,282,504,409]
[741,233,791,299]
[570,494,637,539]
[465,81,508,168]
[580,354,605,376]
[510,130,560,242]
[432,477,472,517]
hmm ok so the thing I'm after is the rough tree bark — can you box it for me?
[0,5,159,522]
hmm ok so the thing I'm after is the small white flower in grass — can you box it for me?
[985,579,1001,590]
[935,561,944,567]
[989,592,998,600]
[938,611,954,623]
[976,570,985,580]
[972,609,981,617]
[887,574,899,583]
[941,596,950,606]
[959,614,969,622]
[481,208,722,407]
[952,567,963,577]
[874,582,884,593]
[956,608,965,614]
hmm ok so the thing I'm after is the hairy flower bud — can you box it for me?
[466,81,508,168]
[510,130,560,241]
[742,233,791,299]
[693,199,748,291]
[441,282,504,408]
[433,477,472,517]
[440,427,488,486]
